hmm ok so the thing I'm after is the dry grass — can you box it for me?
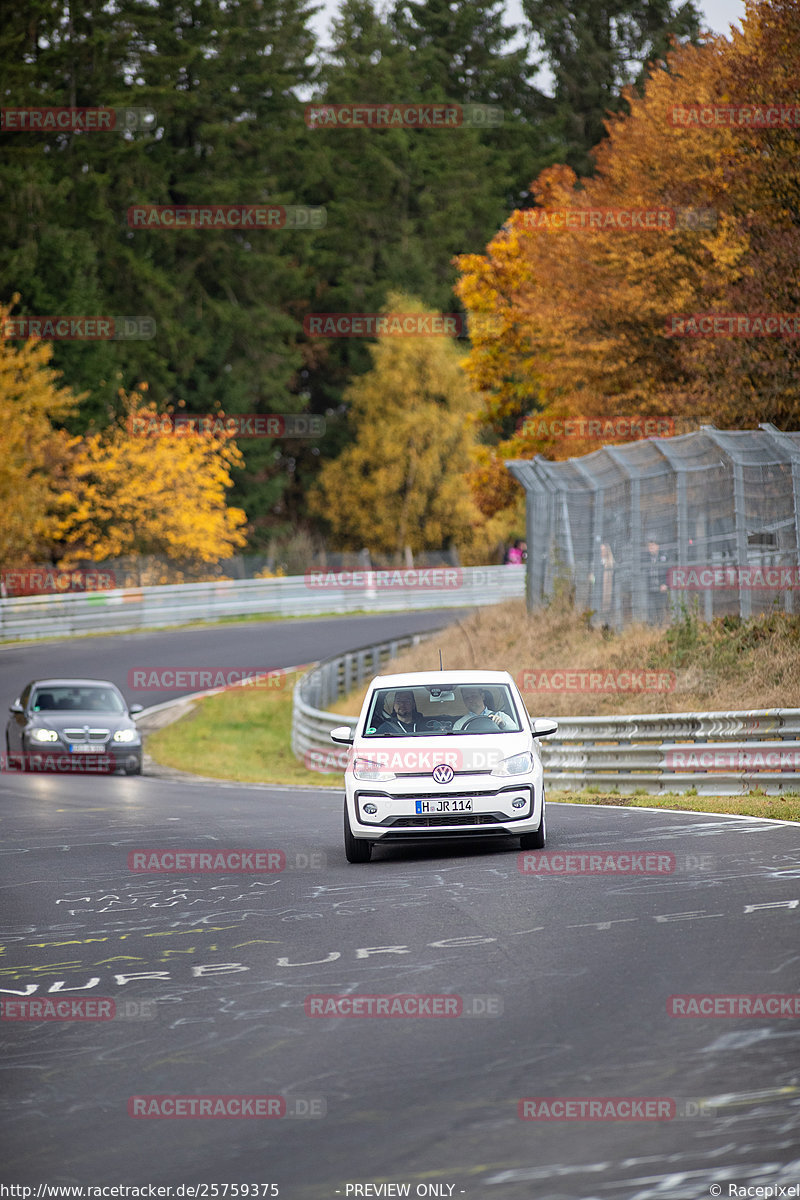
[327,599,800,718]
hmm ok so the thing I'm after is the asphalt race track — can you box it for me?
[1,614,799,1198]
[0,610,467,710]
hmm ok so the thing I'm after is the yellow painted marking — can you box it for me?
[232,940,282,947]
[26,938,110,948]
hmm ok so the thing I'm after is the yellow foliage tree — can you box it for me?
[47,390,248,566]
[0,298,80,564]
[309,294,487,560]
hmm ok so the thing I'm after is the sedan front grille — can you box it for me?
[63,728,111,743]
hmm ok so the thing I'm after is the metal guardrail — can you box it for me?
[0,566,524,641]
[292,643,800,796]
[292,634,432,769]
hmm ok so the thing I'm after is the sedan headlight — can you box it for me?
[491,751,534,777]
[352,757,395,782]
[30,728,59,743]
[113,729,139,743]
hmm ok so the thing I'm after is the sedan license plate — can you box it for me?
[415,798,473,814]
[70,743,105,753]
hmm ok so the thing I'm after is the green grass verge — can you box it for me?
[145,682,800,821]
[549,788,800,821]
[146,672,343,788]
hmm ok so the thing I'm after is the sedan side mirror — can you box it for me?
[129,704,144,716]
[330,725,355,745]
[9,700,23,715]
[531,718,558,738]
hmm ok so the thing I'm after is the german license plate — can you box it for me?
[70,743,105,753]
[415,798,473,814]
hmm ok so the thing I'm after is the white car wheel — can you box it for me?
[344,800,372,863]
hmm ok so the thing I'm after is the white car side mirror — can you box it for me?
[330,725,355,745]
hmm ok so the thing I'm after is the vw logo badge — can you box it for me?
[432,763,454,785]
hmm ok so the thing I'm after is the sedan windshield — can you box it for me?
[363,684,522,736]
[31,687,126,714]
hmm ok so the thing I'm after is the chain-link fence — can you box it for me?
[507,424,800,627]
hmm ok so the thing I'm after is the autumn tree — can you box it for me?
[455,0,800,516]
[46,389,247,568]
[0,299,79,564]
[309,294,487,560]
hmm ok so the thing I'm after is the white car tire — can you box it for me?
[519,798,546,850]
[344,800,372,863]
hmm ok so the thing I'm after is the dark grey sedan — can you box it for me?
[5,678,144,774]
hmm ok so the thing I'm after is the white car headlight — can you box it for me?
[113,729,138,743]
[353,757,395,782]
[30,729,59,743]
[491,751,533,777]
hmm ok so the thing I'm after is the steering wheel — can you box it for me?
[459,715,500,732]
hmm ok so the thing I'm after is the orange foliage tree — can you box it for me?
[455,0,800,514]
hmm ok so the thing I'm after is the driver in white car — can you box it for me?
[452,686,515,731]
[377,689,428,735]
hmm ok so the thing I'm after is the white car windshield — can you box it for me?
[362,684,521,736]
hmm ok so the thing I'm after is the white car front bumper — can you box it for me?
[345,772,543,842]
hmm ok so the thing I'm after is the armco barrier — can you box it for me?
[0,566,523,641]
[292,634,432,766]
[292,647,800,796]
